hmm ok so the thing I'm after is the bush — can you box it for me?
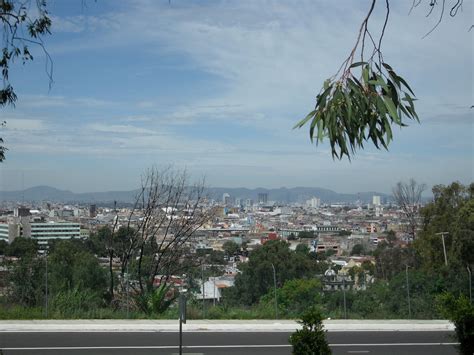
[289,307,331,354]
[52,288,103,318]
[436,293,474,355]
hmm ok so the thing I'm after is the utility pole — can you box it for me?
[435,232,449,266]
[406,265,411,318]
[271,263,278,319]
[342,276,347,319]
[126,262,129,319]
[201,262,205,319]
[467,265,472,304]
[45,249,48,318]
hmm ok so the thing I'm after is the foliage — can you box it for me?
[48,240,107,295]
[136,284,178,315]
[298,231,315,239]
[6,256,45,307]
[289,307,331,355]
[222,240,240,257]
[295,244,310,254]
[350,244,365,256]
[0,239,8,255]
[437,293,474,355]
[51,288,103,318]
[6,237,38,258]
[228,240,315,305]
[415,182,474,270]
[295,61,418,160]
[261,278,322,317]
[1,0,53,161]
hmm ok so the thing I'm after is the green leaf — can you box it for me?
[383,96,401,124]
[362,65,370,84]
[350,61,368,68]
[293,109,316,129]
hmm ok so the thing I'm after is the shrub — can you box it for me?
[289,307,331,354]
[437,293,474,355]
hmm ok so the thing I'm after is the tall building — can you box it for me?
[89,204,97,218]
[372,195,381,206]
[307,197,321,208]
[222,193,231,205]
[257,193,268,204]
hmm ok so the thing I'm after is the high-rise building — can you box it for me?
[89,204,97,218]
[257,193,268,204]
[372,195,381,206]
[307,197,321,208]
[222,193,231,205]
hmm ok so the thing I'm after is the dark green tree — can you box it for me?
[222,240,240,257]
[6,237,38,258]
[289,307,331,354]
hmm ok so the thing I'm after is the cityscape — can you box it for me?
[0,0,472,354]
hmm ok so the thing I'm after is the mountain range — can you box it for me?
[0,185,393,204]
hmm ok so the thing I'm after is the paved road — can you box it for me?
[0,331,457,355]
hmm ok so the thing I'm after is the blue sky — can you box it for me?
[0,0,472,193]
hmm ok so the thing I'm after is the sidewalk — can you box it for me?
[0,319,455,332]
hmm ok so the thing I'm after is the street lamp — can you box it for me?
[467,265,472,304]
[271,263,278,319]
[405,264,411,318]
[435,232,449,266]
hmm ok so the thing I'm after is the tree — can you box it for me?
[351,244,365,256]
[414,182,473,271]
[392,179,426,239]
[261,278,323,317]
[222,240,240,257]
[6,237,38,258]
[0,239,8,255]
[295,244,310,254]
[1,0,53,161]
[289,307,331,355]
[437,292,474,355]
[108,167,214,313]
[228,240,315,305]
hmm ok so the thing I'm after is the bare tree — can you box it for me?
[112,167,214,312]
[392,179,426,239]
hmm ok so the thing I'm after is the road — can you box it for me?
[0,331,457,355]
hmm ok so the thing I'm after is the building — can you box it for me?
[372,195,381,206]
[307,197,321,208]
[0,217,82,245]
[222,193,231,205]
[257,193,268,204]
[89,204,97,218]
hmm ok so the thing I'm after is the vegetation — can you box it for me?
[289,307,331,355]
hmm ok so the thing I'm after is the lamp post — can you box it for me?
[405,264,411,318]
[201,261,205,319]
[435,232,449,266]
[342,276,347,319]
[45,249,48,318]
[467,265,472,304]
[271,263,278,319]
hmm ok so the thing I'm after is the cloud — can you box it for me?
[2,118,45,131]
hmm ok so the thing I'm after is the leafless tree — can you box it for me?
[392,179,426,239]
[113,167,215,310]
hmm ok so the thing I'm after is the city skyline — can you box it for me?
[1,0,472,193]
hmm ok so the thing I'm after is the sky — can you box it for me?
[0,0,472,193]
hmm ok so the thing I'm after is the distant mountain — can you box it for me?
[0,185,392,204]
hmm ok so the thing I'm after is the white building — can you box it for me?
[372,195,381,206]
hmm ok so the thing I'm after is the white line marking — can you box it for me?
[0,343,459,351]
